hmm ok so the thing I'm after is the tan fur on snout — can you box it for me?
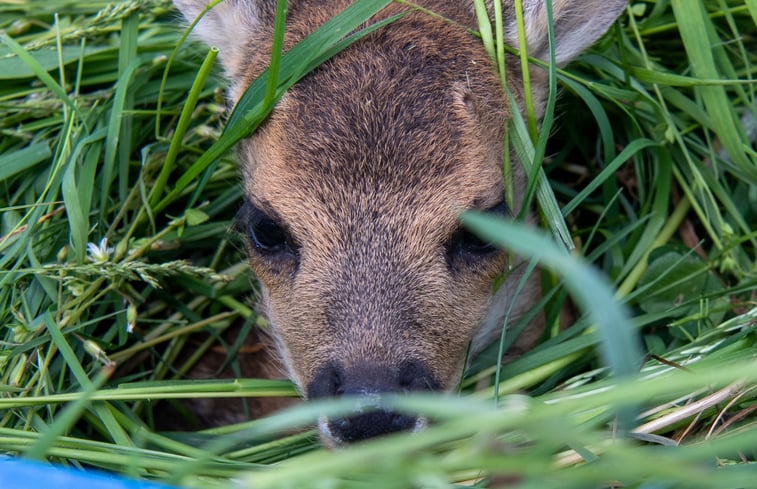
[173,0,626,440]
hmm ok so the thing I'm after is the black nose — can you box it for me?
[307,361,439,444]
[328,404,417,443]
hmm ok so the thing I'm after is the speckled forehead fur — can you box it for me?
[244,5,520,235]
[241,1,524,213]
[173,0,627,396]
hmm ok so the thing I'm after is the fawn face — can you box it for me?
[174,0,626,445]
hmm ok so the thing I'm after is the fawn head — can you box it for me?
[174,0,626,445]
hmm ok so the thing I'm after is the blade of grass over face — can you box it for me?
[264,0,288,109]
[154,0,396,214]
[240,358,757,488]
[472,0,495,60]
[513,0,538,141]
[461,214,643,381]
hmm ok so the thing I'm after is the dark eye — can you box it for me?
[249,215,289,252]
[237,202,296,255]
[457,227,496,254]
[445,201,509,264]
[447,227,498,261]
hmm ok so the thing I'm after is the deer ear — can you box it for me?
[173,0,273,77]
[504,0,626,66]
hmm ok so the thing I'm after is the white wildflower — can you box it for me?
[87,237,113,263]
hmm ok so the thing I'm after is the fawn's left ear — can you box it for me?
[173,0,275,82]
[504,0,627,66]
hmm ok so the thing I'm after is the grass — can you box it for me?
[1,0,756,487]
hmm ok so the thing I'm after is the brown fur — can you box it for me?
[172,0,626,444]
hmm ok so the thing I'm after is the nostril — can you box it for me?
[331,368,344,396]
[307,363,345,399]
[398,361,419,389]
[391,412,412,429]
[334,416,351,432]
[398,360,438,392]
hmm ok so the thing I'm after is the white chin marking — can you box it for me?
[318,415,343,448]
[412,415,428,433]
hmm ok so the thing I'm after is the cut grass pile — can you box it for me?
[1,0,756,488]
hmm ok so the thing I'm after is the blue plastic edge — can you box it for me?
[0,458,181,489]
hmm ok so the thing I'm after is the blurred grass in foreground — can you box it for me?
[1,0,756,488]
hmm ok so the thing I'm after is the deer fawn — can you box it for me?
[173,0,626,446]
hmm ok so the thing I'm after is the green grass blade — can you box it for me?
[24,367,113,461]
[670,0,757,184]
[40,311,133,454]
[115,10,139,203]
[0,142,51,181]
[558,75,617,163]
[461,213,643,429]
[747,0,757,26]
[150,48,218,207]
[0,32,77,114]
[513,0,538,140]
[99,55,142,223]
[561,138,659,217]
[508,90,574,251]
[264,0,288,108]
[472,0,495,60]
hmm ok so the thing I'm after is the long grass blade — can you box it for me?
[671,0,757,183]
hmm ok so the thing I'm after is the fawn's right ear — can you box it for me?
[498,0,626,117]
[173,0,274,79]
[502,0,627,67]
